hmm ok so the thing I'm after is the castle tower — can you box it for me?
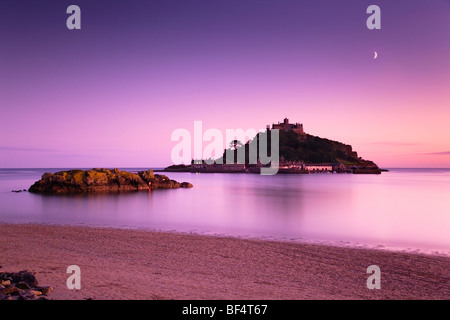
[271,118,306,136]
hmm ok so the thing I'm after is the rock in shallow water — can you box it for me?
[180,182,193,188]
[28,168,193,194]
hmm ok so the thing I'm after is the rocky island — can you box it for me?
[165,118,383,174]
[28,168,193,194]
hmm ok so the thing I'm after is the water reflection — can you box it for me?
[0,168,449,254]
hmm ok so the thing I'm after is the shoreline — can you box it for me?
[1,223,449,300]
[3,221,449,259]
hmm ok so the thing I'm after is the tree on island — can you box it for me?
[229,139,243,150]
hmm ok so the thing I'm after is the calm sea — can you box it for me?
[1,168,449,256]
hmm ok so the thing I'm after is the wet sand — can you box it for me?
[1,223,449,300]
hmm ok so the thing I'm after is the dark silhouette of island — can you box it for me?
[28,168,193,194]
[165,118,382,174]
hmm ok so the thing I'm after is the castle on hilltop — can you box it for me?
[271,118,305,135]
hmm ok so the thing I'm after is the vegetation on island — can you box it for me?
[278,131,376,166]
[220,130,378,167]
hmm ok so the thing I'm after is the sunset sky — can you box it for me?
[1,0,449,168]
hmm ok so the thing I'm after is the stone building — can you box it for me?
[304,164,333,172]
[271,118,305,136]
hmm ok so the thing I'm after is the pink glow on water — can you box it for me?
[1,168,449,256]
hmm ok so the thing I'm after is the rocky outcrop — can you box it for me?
[138,172,193,189]
[353,167,382,174]
[0,270,53,300]
[28,168,193,194]
[163,164,192,172]
[180,182,193,188]
[142,173,180,189]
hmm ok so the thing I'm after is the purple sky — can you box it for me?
[1,0,449,168]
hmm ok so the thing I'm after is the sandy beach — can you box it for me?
[0,223,449,300]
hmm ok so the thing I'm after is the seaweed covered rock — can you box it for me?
[137,170,192,189]
[29,168,192,194]
[144,173,180,189]
[180,182,193,188]
[137,169,155,182]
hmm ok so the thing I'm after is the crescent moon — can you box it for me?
[374,51,378,59]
